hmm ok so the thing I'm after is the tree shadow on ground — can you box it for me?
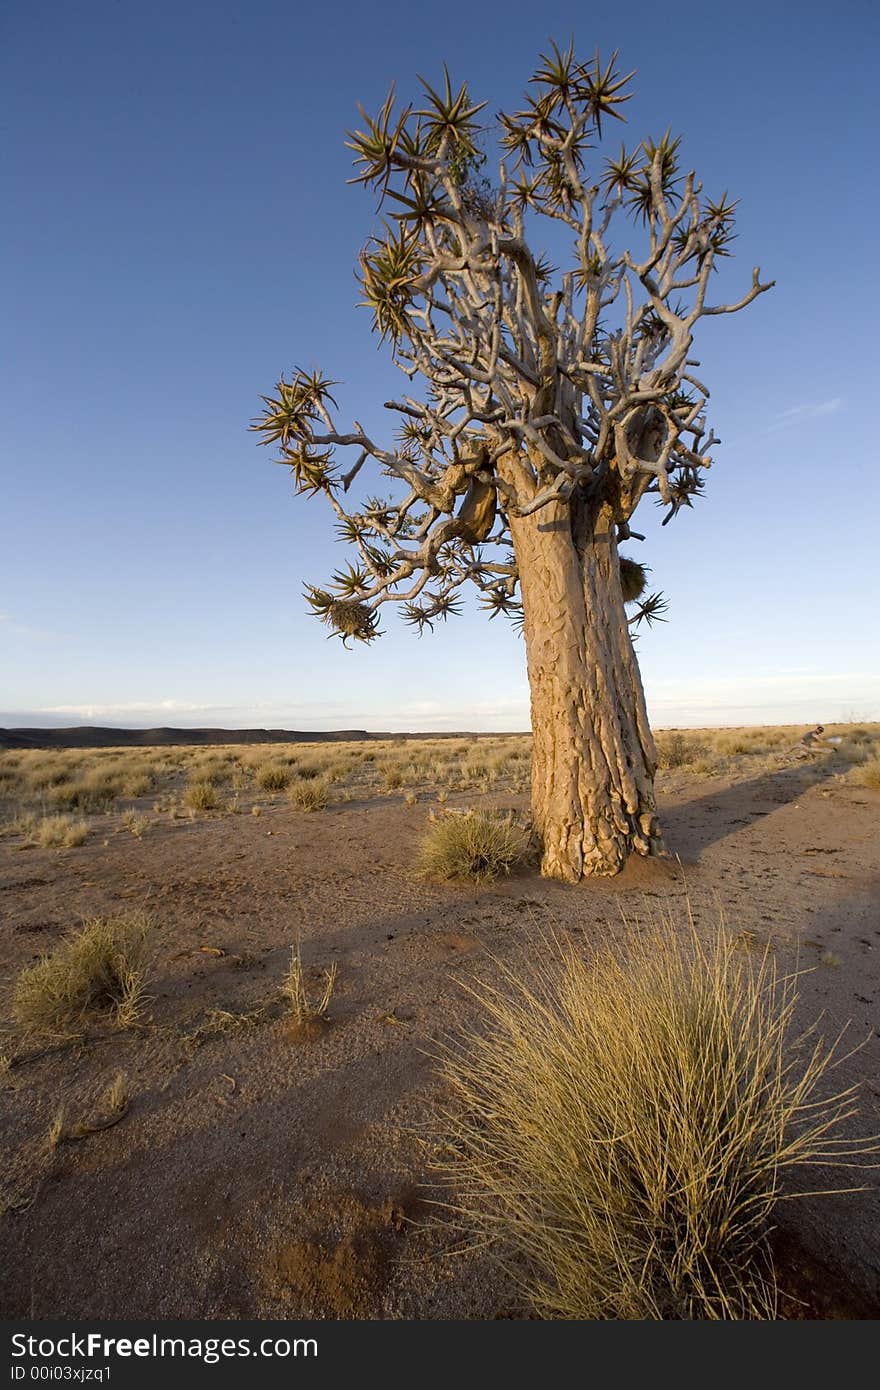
[661,754,842,858]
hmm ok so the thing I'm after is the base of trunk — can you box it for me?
[536,782,664,882]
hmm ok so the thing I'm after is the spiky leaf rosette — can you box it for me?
[253,44,772,645]
[305,587,382,645]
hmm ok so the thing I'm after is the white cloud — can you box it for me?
[773,397,843,424]
[38,700,226,720]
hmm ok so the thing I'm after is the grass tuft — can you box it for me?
[12,914,152,1039]
[183,780,222,813]
[289,778,329,812]
[255,764,291,791]
[417,808,531,883]
[436,914,877,1320]
[32,814,89,849]
[850,756,880,789]
[281,941,337,1032]
[121,811,151,838]
[655,732,708,769]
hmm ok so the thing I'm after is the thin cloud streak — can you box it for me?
[38,700,226,719]
[776,397,843,421]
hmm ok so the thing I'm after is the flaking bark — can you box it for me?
[510,486,661,879]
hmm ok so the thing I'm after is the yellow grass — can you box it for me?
[289,778,329,812]
[417,808,531,883]
[12,914,152,1039]
[121,810,151,838]
[436,913,877,1320]
[850,757,880,789]
[255,763,291,791]
[1,723,876,830]
[281,941,338,1025]
[183,779,223,812]
[27,814,89,848]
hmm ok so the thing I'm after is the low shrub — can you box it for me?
[255,764,291,792]
[655,732,708,769]
[850,757,880,789]
[12,913,152,1038]
[417,809,531,883]
[184,780,222,812]
[34,814,89,849]
[289,779,329,812]
[436,917,875,1319]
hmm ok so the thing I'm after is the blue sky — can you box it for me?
[2,0,878,731]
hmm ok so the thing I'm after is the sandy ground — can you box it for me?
[1,756,878,1319]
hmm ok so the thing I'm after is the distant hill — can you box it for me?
[0,726,506,751]
[0,726,373,751]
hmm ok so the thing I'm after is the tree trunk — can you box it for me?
[508,490,663,881]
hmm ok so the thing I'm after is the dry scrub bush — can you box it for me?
[0,810,37,839]
[289,778,328,812]
[192,759,233,785]
[418,809,531,883]
[281,942,337,1027]
[842,727,876,746]
[183,779,222,812]
[436,918,876,1320]
[123,774,154,797]
[255,763,291,791]
[0,767,23,796]
[655,732,708,769]
[121,811,151,838]
[850,757,880,790]
[51,778,118,813]
[25,764,74,792]
[27,814,89,848]
[464,761,489,782]
[12,914,151,1039]
[712,731,767,757]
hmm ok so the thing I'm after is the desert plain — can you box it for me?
[1,724,878,1319]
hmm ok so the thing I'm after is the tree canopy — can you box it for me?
[253,42,772,647]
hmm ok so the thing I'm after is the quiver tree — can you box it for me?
[253,43,773,881]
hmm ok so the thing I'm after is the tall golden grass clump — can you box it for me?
[29,814,89,848]
[655,731,708,769]
[12,914,152,1039]
[183,779,222,812]
[418,809,531,883]
[437,917,875,1319]
[255,763,291,791]
[289,778,329,812]
[849,756,880,789]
